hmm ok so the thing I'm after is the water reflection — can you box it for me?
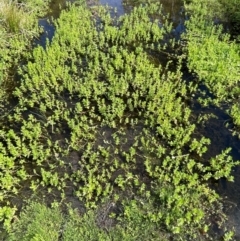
[34,19,55,48]
[99,0,125,15]
[34,0,69,48]
[49,0,68,18]
[98,0,185,38]
[98,0,185,21]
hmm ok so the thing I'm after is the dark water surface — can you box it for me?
[9,0,240,239]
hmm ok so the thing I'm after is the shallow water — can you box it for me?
[89,0,240,238]
[7,0,240,239]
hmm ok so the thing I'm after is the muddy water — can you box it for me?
[7,0,240,239]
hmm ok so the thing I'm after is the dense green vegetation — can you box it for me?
[0,0,240,240]
[0,0,50,114]
[184,0,240,135]
[0,0,50,232]
[8,201,172,241]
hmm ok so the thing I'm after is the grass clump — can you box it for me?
[0,0,47,34]
[0,0,49,74]
[8,202,63,241]
[0,0,27,33]
[8,201,170,241]
[0,0,49,111]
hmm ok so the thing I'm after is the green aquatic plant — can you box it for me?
[183,0,240,138]
[186,0,240,26]
[0,1,239,240]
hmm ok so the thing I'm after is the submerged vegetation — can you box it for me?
[0,0,240,240]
